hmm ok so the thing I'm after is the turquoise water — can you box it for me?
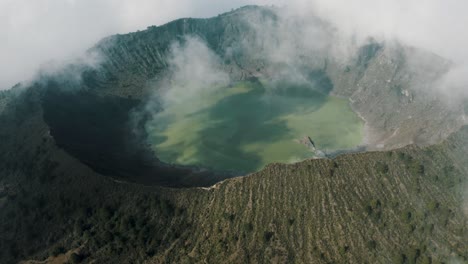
[146,81,363,173]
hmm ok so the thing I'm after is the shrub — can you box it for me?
[427,201,440,211]
[367,240,377,250]
[52,245,65,256]
[223,213,235,222]
[98,207,113,221]
[339,245,350,255]
[397,152,410,162]
[242,223,253,232]
[392,253,407,264]
[69,252,82,263]
[406,247,421,264]
[160,199,174,215]
[418,255,432,264]
[370,199,382,209]
[102,231,114,242]
[400,211,412,222]
[376,162,389,174]
[263,231,274,243]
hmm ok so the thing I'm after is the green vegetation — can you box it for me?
[0,92,466,263]
[0,5,467,264]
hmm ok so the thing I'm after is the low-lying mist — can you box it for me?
[160,37,230,105]
[140,28,365,172]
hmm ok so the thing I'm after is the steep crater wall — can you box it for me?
[37,5,467,187]
[41,86,231,187]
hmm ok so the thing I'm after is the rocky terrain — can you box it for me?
[17,6,463,186]
[0,5,467,264]
[86,6,466,151]
[0,88,466,263]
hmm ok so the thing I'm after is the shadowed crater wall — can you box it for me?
[41,86,230,187]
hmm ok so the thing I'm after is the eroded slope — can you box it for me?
[0,89,466,263]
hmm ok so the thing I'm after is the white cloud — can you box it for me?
[0,0,467,93]
[161,36,229,105]
[299,0,468,96]
[0,0,281,89]
[299,0,468,64]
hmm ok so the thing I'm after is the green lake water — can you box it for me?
[146,81,363,173]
